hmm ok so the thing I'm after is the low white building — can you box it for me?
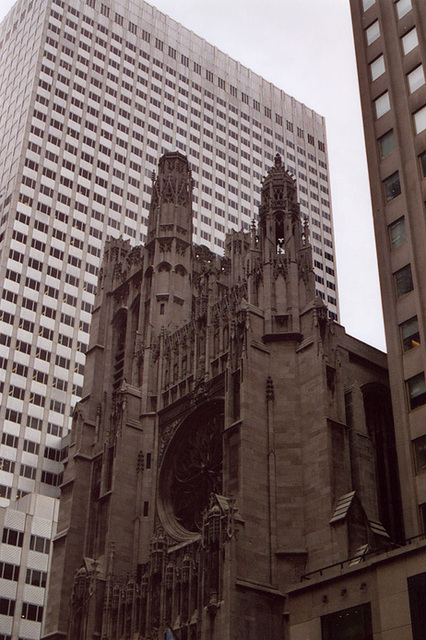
[0,493,59,640]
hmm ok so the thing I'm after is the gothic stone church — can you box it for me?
[43,152,402,640]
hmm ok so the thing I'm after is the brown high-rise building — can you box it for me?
[43,152,401,640]
[349,0,426,539]
[287,3,426,639]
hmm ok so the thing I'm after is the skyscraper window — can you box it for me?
[388,217,406,248]
[407,373,426,410]
[408,65,425,94]
[370,55,385,81]
[375,92,391,119]
[402,27,418,55]
[400,317,420,352]
[366,20,380,45]
[383,171,401,201]
[414,106,426,134]
[379,130,395,158]
[394,264,414,298]
[395,0,412,20]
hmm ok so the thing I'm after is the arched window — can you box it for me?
[113,310,127,390]
[144,266,153,298]
[275,213,285,254]
[223,325,229,351]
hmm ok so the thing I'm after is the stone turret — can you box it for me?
[144,151,193,332]
[251,153,316,335]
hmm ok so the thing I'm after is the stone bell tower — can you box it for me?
[139,151,194,413]
[252,153,315,335]
[144,151,193,332]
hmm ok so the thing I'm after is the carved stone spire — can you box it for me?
[258,154,301,260]
[147,151,193,246]
[254,155,315,334]
[142,151,194,336]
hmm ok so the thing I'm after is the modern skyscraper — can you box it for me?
[349,0,426,539]
[0,0,339,509]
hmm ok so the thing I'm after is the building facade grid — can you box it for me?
[350,0,426,539]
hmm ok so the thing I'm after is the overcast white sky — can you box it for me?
[0,0,387,351]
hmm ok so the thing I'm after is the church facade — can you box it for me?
[43,152,404,640]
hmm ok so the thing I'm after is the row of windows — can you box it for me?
[26,567,47,588]
[41,470,64,486]
[380,156,426,393]
[7,252,97,300]
[0,426,53,459]
[0,561,20,582]
[370,52,424,98]
[17,209,105,256]
[30,107,322,196]
[375,91,426,135]
[20,464,37,480]
[369,6,425,136]
[30,534,51,554]
[0,485,11,500]
[2,268,93,317]
[0,597,44,621]
[3,420,64,441]
[2,433,18,448]
[391,262,426,422]
[363,0,411,21]
[35,75,311,153]
[367,17,417,54]
[0,598,15,617]
[2,527,24,547]
[0,458,14,473]
[0,329,87,363]
[45,444,69,461]
[0,379,69,413]
[0,447,65,477]
[22,602,44,622]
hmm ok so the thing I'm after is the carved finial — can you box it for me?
[137,451,144,473]
[266,376,274,400]
[108,541,115,576]
[274,153,282,168]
